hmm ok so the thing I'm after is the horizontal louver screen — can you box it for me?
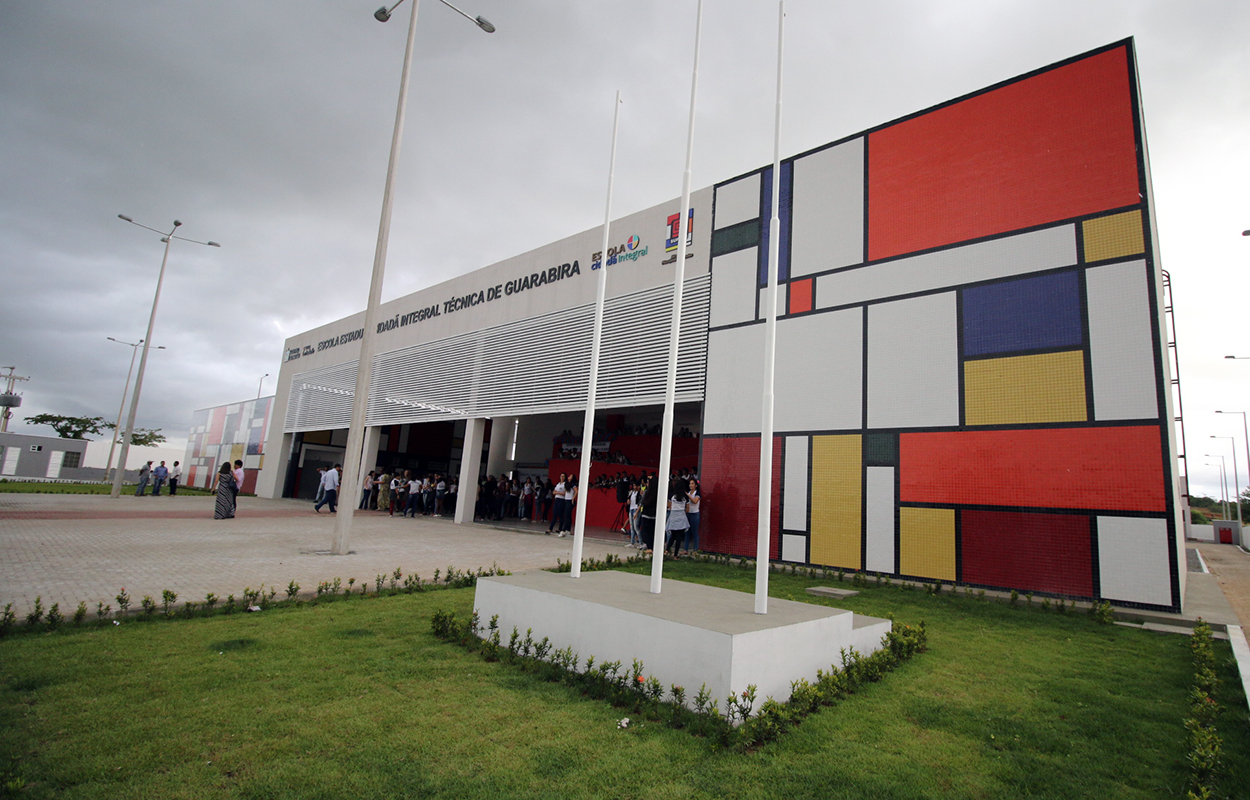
[284,275,710,433]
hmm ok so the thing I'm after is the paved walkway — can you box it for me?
[1192,542,1250,628]
[0,494,628,614]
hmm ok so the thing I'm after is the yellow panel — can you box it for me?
[809,435,861,569]
[230,444,245,463]
[1082,209,1144,262]
[964,350,1088,426]
[899,507,955,581]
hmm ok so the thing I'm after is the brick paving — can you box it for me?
[0,493,629,615]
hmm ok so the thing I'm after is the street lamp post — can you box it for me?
[1211,434,1243,527]
[1205,454,1229,520]
[1215,410,1250,521]
[330,0,494,555]
[257,373,269,400]
[105,337,165,483]
[110,215,219,498]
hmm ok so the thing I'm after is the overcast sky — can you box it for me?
[1,1,1247,498]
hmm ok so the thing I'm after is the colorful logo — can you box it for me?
[666,208,694,252]
[627,235,640,251]
[593,235,648,269]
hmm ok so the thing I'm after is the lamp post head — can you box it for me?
[374,6,392,21]
[118,214,133,222]
[207,241,221,248]
[475,15,495,32]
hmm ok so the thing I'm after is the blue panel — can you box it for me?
[758,162,792,285]
[962,271,1083,356]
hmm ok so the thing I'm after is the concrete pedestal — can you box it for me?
[473,570,891,708]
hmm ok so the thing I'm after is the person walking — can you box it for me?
[405,472,422,518]
[151,461,168,496]
[639,475,658,554]
[435,474,447,517]
[134,461,152,496]
[169,461,181,495]
[314,464,340,513]
[359,470,375,510]
[561,476,577,536]
[390,471,407,516]
[314,467,327,505]
[627,481,642,548]
[210,462,236,520]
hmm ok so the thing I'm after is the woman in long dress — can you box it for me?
[210,461,236,519]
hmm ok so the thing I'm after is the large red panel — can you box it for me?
[868,46,1140,260]
[899,426,1165,512]
[961,510,1092,596]
[700,437,781,559]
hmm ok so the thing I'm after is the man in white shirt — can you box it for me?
[405,474,422,518]
[314,464,340,513]
[169,461,182,495]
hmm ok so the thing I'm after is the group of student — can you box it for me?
[624,474,702,557]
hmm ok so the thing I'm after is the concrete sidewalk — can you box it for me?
[0,493,626,614]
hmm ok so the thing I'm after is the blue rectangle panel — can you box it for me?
[962,270,1082,356]
[758,162,792,285]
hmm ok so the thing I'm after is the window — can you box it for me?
[61,451,82,469]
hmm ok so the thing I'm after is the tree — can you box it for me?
[116,428,167,447]
[24,414,110,440]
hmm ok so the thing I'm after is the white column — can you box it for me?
[455,417,487,524]
[485,417,515,479]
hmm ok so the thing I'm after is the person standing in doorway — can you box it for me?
[377,468,391,513]
[169,461,181,495]
[684,479,701,556]
[547,473,567,534]
[359,470,374,510]
[134,461,153,496]
[314,464,340,513]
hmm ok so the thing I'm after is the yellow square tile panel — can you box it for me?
[964,349,1088,426]
[809,434,861,569]
[899,507,955,581]
[1082,209,1144,263]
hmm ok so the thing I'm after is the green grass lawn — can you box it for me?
[0,481,214,496]
[1,561,1246,799]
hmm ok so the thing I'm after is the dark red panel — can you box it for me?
[700,437,781,559]
[961,510,1092,596]
[899,426,1165,512]
[789,279,813,315]
[868,46,1140,260]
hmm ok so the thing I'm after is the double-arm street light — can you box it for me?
[330,0,495,555]
[1205,453,1230,520]
[109,216,219,498]
[1215,410,1250,517]
[105,337,165,483]
[1210,435,1242,527]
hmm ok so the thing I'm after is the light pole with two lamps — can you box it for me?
[1210,436,1242,528]
[105,337,165,483]
[1215,410,1250,520]
[109,215,219,498]
[330,0,495,555]
[1205,453,1230,520]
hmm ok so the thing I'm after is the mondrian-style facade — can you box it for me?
[184,397,275,492]
[699,40,1183,610]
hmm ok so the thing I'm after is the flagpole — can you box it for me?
[571,90,623,578]
[651,0,704,594]
[755,0,785,614]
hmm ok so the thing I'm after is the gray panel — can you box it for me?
[868,293,959,428]
[714,173,761,229]
[816,225,1076,309]
[865,467,895,574]
[710,247,759,328]
[775,308,862,431]
[703,323,764,435]
[781,533,807,563]
[1086,261,1159,421]
[1097,516,1171,606]
[783,435,808,531]
[791,138,864,276]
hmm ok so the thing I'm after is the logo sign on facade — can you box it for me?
[592,235,647,270]
[666,208,694,252]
